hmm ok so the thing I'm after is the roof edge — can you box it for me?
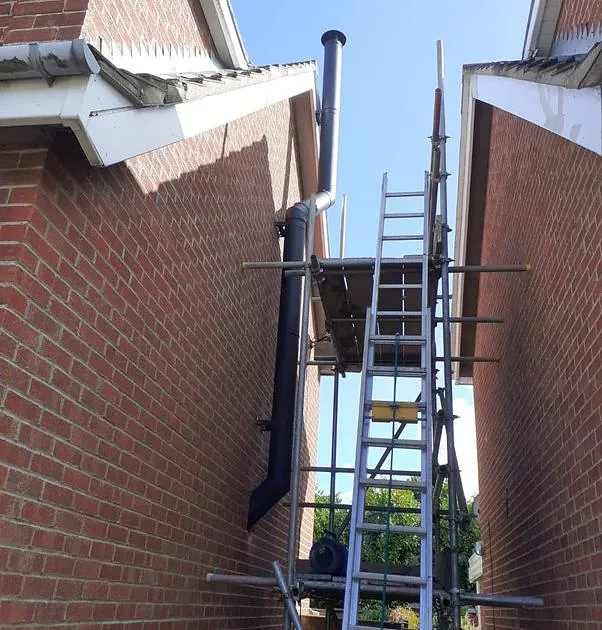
[451,71,476,383]
[523,0,563,59]
[465,42,602,89]
[198,0,249,69]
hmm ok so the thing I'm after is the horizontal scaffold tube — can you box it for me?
[459,592,544,608]
[207,573,543,608]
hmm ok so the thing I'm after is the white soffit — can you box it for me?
[0,69,315,166]
[471,74,602,155]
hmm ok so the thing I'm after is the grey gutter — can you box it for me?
[0,40,99,81]
[0,39,316,108]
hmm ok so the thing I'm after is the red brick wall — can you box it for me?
[0,0,88,44]
[0,0,215,55]
[0,96,321,628]
[556,0,602,35]
[473,108,601,629]
[82,0,215,54]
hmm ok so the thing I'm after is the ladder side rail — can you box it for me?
[342,307,375,629]
[419,171,434,629]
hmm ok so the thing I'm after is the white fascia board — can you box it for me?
[198,0,248,69]
[523,0,562,58]
[0,69,316,166]
[86,70,314,165]
[472,74,602,155]
[0,74,130,164]
[451,73,475,383]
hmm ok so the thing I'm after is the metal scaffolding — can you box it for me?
[206,40,541,630]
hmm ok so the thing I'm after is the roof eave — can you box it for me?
[523,0,563,59]
[0,60,317,166]
[451,71,476,384]
[199,0,249,69]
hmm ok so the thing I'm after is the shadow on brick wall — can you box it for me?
[0,120,317,628]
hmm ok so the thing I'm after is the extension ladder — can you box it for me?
[342,172,434,630]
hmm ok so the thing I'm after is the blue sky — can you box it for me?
[232,0,532,501]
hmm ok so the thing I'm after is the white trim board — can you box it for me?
[452,71,602,382]
[523,0,562,58]
[523,0,602,58]
[0,69,315,166]
[198,0,248,69]
[471,74,602,155]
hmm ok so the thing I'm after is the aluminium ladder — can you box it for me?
[342,172,434,630]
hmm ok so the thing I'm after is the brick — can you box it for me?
[45,554,76,576]
[29,379,62,412]
[0,601,35,623]
[39,337,72,371]
[42,482,72,508]
[21,575,55,598]
[32,601,66,623]
[55,578,82,599]
[5,468,43,498]
[2,309,39,349]
[21,500,56,526]
[18,422,53,452]
[0,520,33,546]
[0,437,31,467]
[0,285,27,313]
[15,345,52,380]
[0,573,23,596]
[30,452,67,483]
[40,409,71,439]
[4,390,42,423]
[12,1,66,16]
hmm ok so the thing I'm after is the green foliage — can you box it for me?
[313,487,422,566]
[435,482,480,592]
[390,605,420,629]
[311,482,480,622]
[313,489,348,544]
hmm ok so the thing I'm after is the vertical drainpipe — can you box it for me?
[247,30,346,530]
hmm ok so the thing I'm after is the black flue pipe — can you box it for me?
[247,30,346,529]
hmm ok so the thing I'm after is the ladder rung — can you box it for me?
[385,191,424,198]
[379,283,422,290]
[382,234,423,241]
[362,437,426,450]
[353,571,426,586]
[367,366,426,377]
[370,334,425,345]
[384,212,424,219]
[359,478,426,490]
[357,522,427,536]
[376,310,422,318]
